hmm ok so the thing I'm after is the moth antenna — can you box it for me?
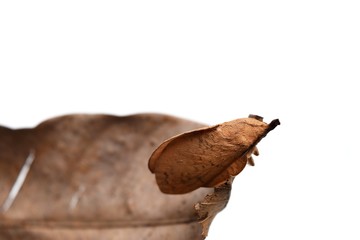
[248,114,263,121]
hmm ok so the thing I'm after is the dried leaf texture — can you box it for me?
[195,178,233,238]
[149,117,280,194]
[0,114,213,240]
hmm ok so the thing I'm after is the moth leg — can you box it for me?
[253,146,259,156]
[247,156,255,166]
[246,146,259,166]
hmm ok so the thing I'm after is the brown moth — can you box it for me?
[148,115,280,194]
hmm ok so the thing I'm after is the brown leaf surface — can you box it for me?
[149,115,280,194]
[0,114,213,240]
[195,178,233,238]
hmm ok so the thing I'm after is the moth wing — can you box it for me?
[204,154,248,187]
[148,124,219,173]
[149,118,280,194]
[149,124,242,194]
[148,138,172,173]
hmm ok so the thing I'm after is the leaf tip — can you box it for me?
[269,119,280,131]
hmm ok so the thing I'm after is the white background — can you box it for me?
[1,1,359,239]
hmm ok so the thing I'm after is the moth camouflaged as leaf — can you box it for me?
[149,115,280,194]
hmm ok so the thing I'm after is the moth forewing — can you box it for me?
[149,117,280,194]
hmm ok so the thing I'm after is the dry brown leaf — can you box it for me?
[0,114,214,240]
[195,178,233,238]
[149,115,280,194]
